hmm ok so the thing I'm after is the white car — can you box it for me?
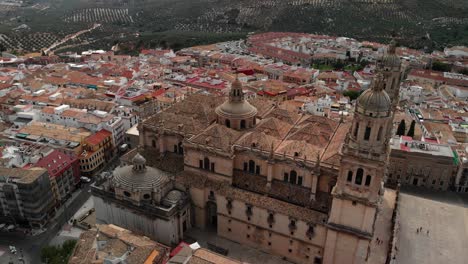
[80,176,91,183]
[9,245,17,254]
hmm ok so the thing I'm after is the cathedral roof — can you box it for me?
[189,124,243,152]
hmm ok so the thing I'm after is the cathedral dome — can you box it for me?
[356,74,391,115]
[215,77,257,119]
[381,54,400,68]
[215,100,258,118]
[379,39,401,69]
[112,154,171,192]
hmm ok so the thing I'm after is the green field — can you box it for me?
[0,0,467,53]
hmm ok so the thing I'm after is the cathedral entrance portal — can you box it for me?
[206,201,218,230]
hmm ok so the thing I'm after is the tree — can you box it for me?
[407,120,416,138]
[343,90,360,100]
[432,61,451,72]
[41,240,77,264]
[396,119,406,136]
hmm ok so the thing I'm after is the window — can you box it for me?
[255,165,260,175]
[365,175,372,186]
[210,163,215,172]
[152,139,156,148]
[225,119,231,128]
[248,160,255,174]
[284,173,289,182]
[347,171,353,182]
[204,157,210,170]
[377,126,383,141]
[440,181,444,186]
[143,194,151,199]
[355,168,363,185]
[243,162,248,171]
[290,170,297,184]
[173,145,177,153]
[123,191,131,197]
[364,126,371,140]
[240,120,246,129]
[354,122,359,137]
[298,176,303,186]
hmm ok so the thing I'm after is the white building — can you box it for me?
[401,85,424,103]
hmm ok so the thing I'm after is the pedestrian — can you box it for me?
[427,230,429,235]
[416,228,419,234]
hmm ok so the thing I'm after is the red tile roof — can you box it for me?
[35,150,77,178]
[85,129,112,146]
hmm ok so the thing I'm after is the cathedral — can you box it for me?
[103,42,401,264]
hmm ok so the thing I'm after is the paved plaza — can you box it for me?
[396,188,468,264]
[186,228,292,264]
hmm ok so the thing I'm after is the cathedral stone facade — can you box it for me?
[127,43,401,263]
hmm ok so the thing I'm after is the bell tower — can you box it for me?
[378,39,402,107]
[323,73,395,264]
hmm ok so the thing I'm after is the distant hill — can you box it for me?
[1,0,467,52]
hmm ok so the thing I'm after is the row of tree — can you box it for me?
[396,119,416,137]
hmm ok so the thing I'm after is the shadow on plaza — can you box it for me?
[400,186,468,208]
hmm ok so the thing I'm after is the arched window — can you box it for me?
[354,122,359,137]
[364,126,371,141]
[347,171,353,182]
[240,120,246,129]
[204,157,210,170]
[225,119,231,128]
[355,168,364,185]
[377,126,383,141]
[248,160,255,174]
[290,170,297,184]
[152,139,156,148]
[365,175,372,186]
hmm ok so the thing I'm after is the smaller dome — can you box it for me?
[380,54,401,68]
[162,190,185,206]
[379,39,401,69]
[132,153,146,165]
[356,75,391,115]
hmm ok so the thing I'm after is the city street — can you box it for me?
[0,183,92,264]
[0,156,121,264]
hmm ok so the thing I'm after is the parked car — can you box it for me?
[9,245,17,254]
[80,176,91,183]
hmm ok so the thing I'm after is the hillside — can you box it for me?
[0,0,467,52]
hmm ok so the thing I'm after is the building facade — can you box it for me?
[92,153,192,246]
[134,50,400,263]
[387,136,456,191]
[0,167,55,228]
[35,150,80,204]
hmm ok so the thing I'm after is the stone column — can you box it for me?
[310,173,318,201]
[267,162,273,190]
[159,134,165,156]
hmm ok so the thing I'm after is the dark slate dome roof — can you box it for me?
[112,165,170,192]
